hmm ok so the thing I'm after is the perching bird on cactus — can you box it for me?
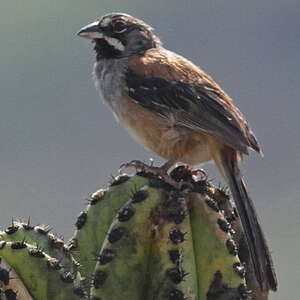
[77,12,277,291]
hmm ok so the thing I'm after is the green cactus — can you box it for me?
[0,167,269,299]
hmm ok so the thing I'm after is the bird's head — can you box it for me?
[77,13,161,59]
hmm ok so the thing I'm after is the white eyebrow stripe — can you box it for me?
[103,36,125,51]
[100,17,111,27]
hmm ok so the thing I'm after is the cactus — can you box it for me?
[0,166,269,299]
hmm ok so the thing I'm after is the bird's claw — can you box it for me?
[119,160,195,191]
[118,160,151,174]
[191,168,207,180]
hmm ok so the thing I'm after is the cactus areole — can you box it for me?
[0,166,273,299]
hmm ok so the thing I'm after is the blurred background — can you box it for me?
[0,0,299,298]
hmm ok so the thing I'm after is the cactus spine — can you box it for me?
[0,167,269,299]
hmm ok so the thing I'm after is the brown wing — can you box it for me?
[127,48,261,154]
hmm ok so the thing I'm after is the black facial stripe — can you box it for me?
[94,39,123,59]
[94,15,160,59]
[111,20,127,33]
[100,23,137,39]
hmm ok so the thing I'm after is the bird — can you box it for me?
[77,12,277,292]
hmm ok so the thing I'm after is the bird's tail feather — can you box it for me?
[219,148,277,291]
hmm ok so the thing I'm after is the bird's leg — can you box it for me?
[119,159,193,190]
[169,165,207,182]
[119,159,174,176]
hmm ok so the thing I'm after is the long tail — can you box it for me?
[218,148,277,291]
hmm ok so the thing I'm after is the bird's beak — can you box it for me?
[77,21,104,40]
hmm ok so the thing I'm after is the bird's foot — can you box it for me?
[119,160,162,174]
[119,160,195,191]
[170,165,207,182]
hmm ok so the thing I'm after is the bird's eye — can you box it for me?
[112,20,127,33]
